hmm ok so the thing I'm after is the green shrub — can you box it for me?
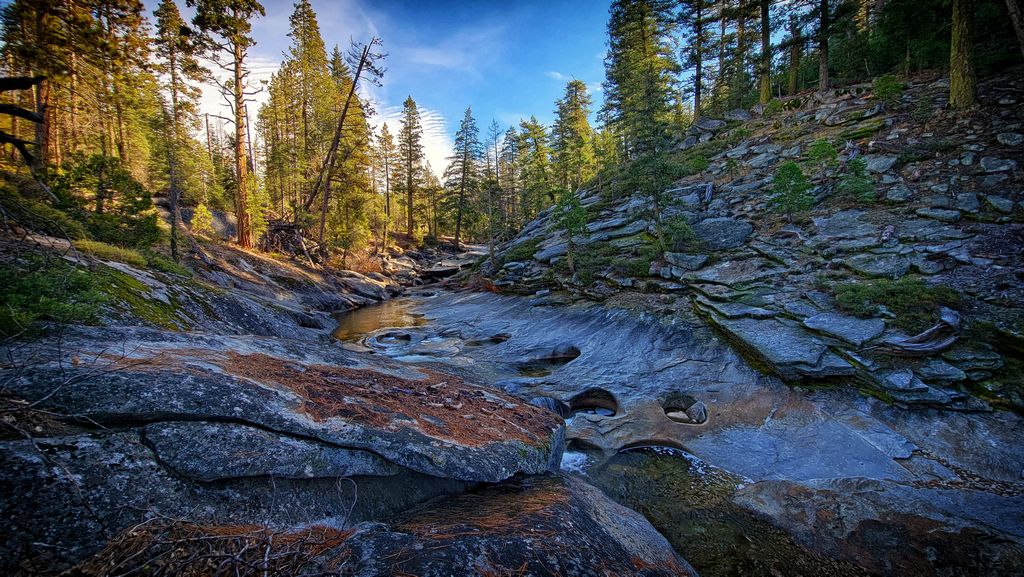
[0,183,89,240]
[806,139,838,173]
[834,277,961,334]
[53,154,162,248]
[662,216,699,252]
[836,157,876,202]
[191,203,216,237]
[764,99,784,117]
[144,251,191,276]
[725,158,740,177]
[912,96,935,121]
[503,237,542,263]
[770,162,815,215]
[684,154,710,174]
[0,256,106,338]
[872,74,905,104]
[73,239,147,267]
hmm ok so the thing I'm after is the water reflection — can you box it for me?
[332,298,427,341]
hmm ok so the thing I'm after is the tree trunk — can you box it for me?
[759,0,772,103]
[788,17,802,94]
[233,40,252,249]
[1005,0,1024,59]
[694,4,703,119]
[950,0,977,109]
[818,0,830,91]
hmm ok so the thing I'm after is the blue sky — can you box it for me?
[177,0,612,173]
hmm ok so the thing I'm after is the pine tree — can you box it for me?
[398,96,425,236]
[518,116,553,219]
[443,107,482,249]
[679,0,717,118]
[189,0,266,249]
[602,0,681,159]
[551,80,596,195]
[154,0,206,261]
[499,126,522,234]
[758,0,773,103]
[375,122,398,248]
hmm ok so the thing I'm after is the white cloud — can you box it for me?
[370,104,452,180]
[545,70,570,82]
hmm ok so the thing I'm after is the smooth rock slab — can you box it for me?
[143,422,403,481]
[803,313,886,346]
[707,316,854,380]
[2,329,566,484]
[980,156,1018,173]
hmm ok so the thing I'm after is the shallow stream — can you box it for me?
[331,293,869,577]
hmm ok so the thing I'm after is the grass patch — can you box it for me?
[96,267,191,330]
[833,277,961,333]
[142,251,191,276]
[74,239,147,267]
[502,237,542,263]
[0,256,106,338]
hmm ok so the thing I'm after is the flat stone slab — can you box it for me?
[692,217,754,250]
[803,312,886,346]
[144,422,403,481]
[843,253,910,278]
[708,316,854,380]
[3,328,566,484]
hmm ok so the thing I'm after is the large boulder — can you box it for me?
[692,217,754,250]
[69,475,697,577]
[735,477,1024,577]
[0,327,567,573]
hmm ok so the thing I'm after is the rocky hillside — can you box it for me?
[486,69,1024,413]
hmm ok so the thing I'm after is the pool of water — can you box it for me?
[331,298,428,341]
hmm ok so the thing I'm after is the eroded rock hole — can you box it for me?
[528,396,571,418]
[466,332,512,347]
[515,344,581,377]
[663,393,708,425]
[568,388,618,418]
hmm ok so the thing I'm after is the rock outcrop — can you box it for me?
[0,326,566,573]
[69,475,697,577]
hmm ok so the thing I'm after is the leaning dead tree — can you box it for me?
[263,39,385,264]
[305,38,385,244]
[0,76,57,203]
[1,77,45,164]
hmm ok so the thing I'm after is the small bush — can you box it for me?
[662,216,699,252]
[834,277,960,334]
[806,139,838,173]
[503,237,542,263]
[73,239,147,267]
[0,183,89,239]
[836,157,876,202]
[872,74,905,104]
[0,257,106,338]
[684,154,710,174]
[763,99,784,117]
[191,203,216,237]
[912,96,935,122]
[770,162,815,215]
